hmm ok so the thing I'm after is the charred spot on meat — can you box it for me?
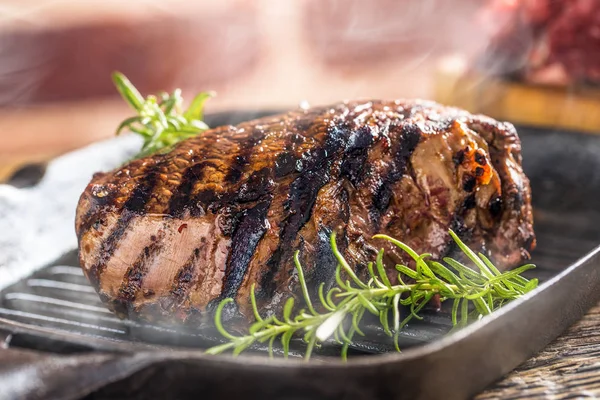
[75,100,535,324]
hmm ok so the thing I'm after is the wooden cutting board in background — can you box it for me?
[435,56,600,135]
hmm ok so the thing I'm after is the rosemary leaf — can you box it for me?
[112,72,212,159]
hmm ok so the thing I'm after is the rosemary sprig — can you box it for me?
[112,72,214,159]
[206,230,538,360]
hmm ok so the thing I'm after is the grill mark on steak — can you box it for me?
[78,207,105,243]
[307,227,339,295]
[122,167,161,213]
[87,166,161,289]
[274,151,297,178]
[231,177,295,316]
[87,212,135,290]
[219,198,272,301]
[305,183,351,296]
[189,127,274,215]
[170,246,203,305]
[310,190,350,296]
[232,167,275,204]
[77,155,154,235]
[221,126,275,206]
[117,230,165,303]
[340,125,374,186]
[258,121,350,298]
[77,180,117,241]
[167,162,209,216]
[371,124,422,224]
[225,133,261,184]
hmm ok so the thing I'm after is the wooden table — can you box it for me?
[2,101,600,400]
[478,302,600,399]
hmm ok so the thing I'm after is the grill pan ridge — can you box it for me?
[0,111,599,400]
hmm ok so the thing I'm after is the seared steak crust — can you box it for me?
[76,100,535,323]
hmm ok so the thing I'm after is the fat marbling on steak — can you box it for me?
[75,100,535,324]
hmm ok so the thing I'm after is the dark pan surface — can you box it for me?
[0,111,599,400]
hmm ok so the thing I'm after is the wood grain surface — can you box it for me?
[478,301,600,399]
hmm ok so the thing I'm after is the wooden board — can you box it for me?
[477,301,600,399]
[435,56,600,134]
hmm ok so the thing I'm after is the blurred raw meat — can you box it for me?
[479,0,600,85]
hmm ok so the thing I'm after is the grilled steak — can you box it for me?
[76,100,535,324]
